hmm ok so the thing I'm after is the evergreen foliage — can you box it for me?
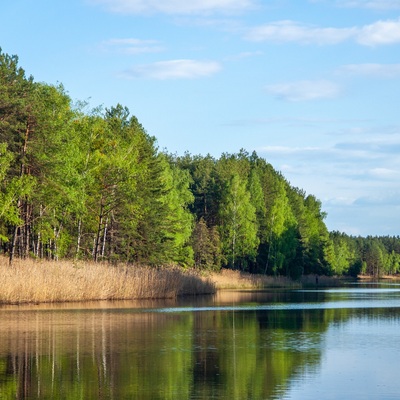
[1,49,399,276]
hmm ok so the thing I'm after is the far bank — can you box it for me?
[0,257,356,305]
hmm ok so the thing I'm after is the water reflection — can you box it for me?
[0,288,399,399]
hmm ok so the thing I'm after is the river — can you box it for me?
[1,283,400,399]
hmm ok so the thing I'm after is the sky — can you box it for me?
[1,0,400,237]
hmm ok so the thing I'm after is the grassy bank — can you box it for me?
[207,269,345,289]
[0,257,215,305]
[0,257,349,305]
[358,274,400,281]
[207,269,301,289]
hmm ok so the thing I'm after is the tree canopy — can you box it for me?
[1,48,399,277]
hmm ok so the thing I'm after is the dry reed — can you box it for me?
[207,270,348,289]
[0,257,215,305]
[207,269,300,289]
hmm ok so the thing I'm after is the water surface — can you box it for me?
[1,284,400,399]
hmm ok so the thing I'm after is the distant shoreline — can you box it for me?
[357,274,400,281]
[0,257,391,305]
[1,257,299,305]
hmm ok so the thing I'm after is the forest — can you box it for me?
[1,48,400,278]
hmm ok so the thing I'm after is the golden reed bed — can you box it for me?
[207,268,300,289]
[0,256,345,305]
[0,257,215,304]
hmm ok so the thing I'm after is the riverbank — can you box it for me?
[0,257,346,305]
[207,269,344,289]
[207,268,301,289]
[357,274,400,281]
[0,257,215,304]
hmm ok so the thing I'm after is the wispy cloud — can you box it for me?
[260,134,400,169]
[224,116,368,128]
[257,131,400,235]
[119,59,222,79]
[90,0,256,15]
[258,144,374,165]
[258,145,321,155]
[339,63,400,78]
[265,79,340,101]
[246,20,355,44]
[246,18,400,46]
[354,192,400,206]
[101,38,164,54]
[368,167,400,179]
[335,136,400,155]
[357,19,400,45]
[324,0,400,10]
[224,51,264,61]
[258,126,400,159]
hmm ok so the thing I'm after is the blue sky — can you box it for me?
[1,0,400,236]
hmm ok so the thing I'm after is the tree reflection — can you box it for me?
[0,299,396,399]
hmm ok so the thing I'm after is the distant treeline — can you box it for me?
[1,49,399,277]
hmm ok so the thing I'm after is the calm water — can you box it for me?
[1,284,400,399]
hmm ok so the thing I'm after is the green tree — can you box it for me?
[0,144,34,248]
[219,173,258,270]
[158,154,194,266]
[178,153,220,226]
[191,217,222,270]
[328,231,359,275]
[362,239,385,277]
[264,180,297,276]
[27,83,77,260]
[0,49,37,262]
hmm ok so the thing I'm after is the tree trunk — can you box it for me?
[93,201,104,262]
[101,217,108,259]
[9,224,19,265]
[9,120,32,265]
[76,218,82,259]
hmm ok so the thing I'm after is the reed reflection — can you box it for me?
[1,293,396,399]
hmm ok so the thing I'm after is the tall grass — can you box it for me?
[208,269,348,289]
[0,257,215,305]
[208,269,301,289]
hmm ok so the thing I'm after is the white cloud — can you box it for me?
[324,196,356,206]
[331,0,400,10]
[246,18,400,46]
[257,122,400,236]
[246,20,355,44]
[356,19,400,45]
[369,167,400,179]
[265,80,340,101]
[339,63,400,77]
[101,38,164,54]
[354,193,400,206]
[335,134,400,156]
[90,0,255,14]
[119,59,222,79]
[259,145,321,154]
[224,51,264,61]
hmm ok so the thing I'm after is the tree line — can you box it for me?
[1,49,399,277]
